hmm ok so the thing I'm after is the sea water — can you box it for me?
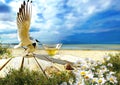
[60,44,120,50]
[3,44,120,50]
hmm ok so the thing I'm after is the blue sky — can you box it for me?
[0,0,120,44]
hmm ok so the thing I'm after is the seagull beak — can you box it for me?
[35,39,42,45]
[35,39,40,43]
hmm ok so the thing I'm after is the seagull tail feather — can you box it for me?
[14,44,21,49]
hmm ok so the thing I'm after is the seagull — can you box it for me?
[14,0,40,56]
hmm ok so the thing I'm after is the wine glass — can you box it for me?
[43,43,62,57]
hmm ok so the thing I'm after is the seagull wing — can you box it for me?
[16,0,32,47]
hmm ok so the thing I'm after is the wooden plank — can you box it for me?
[0,58,12,71]
[33,56,48,79]
[0,59,10,68]
[20,57,24,70]
[23,57,39,71]
[35,54,73,65]
[0,57,23,77]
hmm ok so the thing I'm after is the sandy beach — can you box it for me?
[11,48,120,61]
[0,48,120,77]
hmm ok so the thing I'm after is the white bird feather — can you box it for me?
[14,0,33,48]
[14,0,38,55]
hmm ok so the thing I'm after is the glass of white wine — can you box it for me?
[43,43,62,56]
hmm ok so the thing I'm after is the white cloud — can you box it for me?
[0,0,5,3]
[1,33,18,43]
[8,0,22,12]
[0,20,16,36]
[0,0,118,43]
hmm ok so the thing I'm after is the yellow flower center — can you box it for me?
[80,71,86,76]
[84,76,89,79]
[92,79,95,83]
[81,66,86,69]
[56,72,61,75]
[110,77,114,82]
[78,82,81,85]
[97,69,100,73]
[98,79,102,83]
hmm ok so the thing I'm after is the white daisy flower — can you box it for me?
[97,78,106,85]
[100,65,109,73]
[109,72,116,75]
[103,56,110,61]
[60,82,67,85]
[97,60,102,65]
[107,63,113,67]
[106,75,118,84]
[92,77,98,84]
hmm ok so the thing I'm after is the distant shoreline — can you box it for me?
[2,43,120,50]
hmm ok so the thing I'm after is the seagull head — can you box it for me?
[32,43,36,48]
